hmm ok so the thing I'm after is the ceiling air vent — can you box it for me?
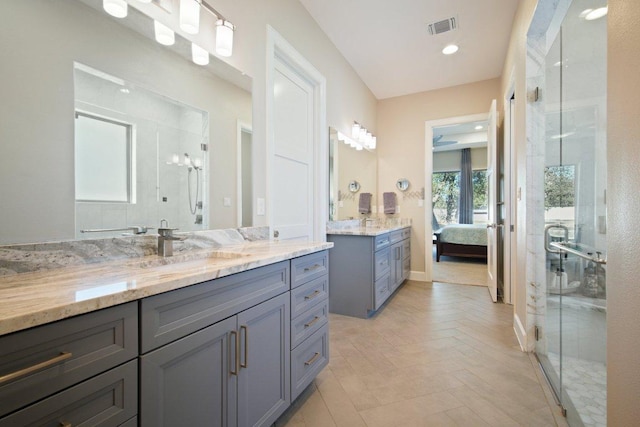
[428,17,457,35]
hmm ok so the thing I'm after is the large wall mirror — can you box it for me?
[328,128,377,221]
[0,0,252,244]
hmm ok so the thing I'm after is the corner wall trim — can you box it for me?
[514,312,527,352]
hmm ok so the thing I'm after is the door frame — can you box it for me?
[266,26,327,241]
[503,69,516,305]
[424,112,489,283]
[236,120,252,228]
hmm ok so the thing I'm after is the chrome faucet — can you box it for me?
[157,220,187,257]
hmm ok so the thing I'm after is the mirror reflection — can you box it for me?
[328,128,377,220]
[0,0,252,244]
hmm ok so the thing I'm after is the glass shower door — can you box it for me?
[537,1,607,426]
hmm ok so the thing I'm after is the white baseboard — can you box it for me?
[514,312,527,352]
[409,271,427,282]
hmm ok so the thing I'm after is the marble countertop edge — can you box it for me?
[0,241,333,336]
[326,224,411,236]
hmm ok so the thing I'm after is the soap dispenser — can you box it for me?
[596,252,606,298]
[582,254,598,298]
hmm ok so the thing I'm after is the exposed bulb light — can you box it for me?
[584,6,608,20]
[442,44,459,55]
[352,122,361,139]
[137,0,152,3]
[371,136,377,150]
[216,20,235,57]
[180,0,200,34]
[154,20,175,46]
[191,43,209,66]
[356,145,363,151]
[103,0,128,18]
[359,128,367,142]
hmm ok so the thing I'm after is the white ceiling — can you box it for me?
[299,0,521,99]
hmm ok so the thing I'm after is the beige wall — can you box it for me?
[607,1,640,423]
[376,78,500,275]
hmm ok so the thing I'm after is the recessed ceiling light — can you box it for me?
[475,125,483,130]
[442,44,459,55]
[584,6,608,20]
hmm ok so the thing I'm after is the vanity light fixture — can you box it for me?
[154,20,175,46]
[345,123,377,150]
[137,0,152,3]
[352,122,361,139]
[191,43,209,65]
[103,0,128,18]
[216,20,235,57]
[442,44,459,55]
[180,0,201,34]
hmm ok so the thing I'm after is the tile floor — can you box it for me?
[276,281,567,427]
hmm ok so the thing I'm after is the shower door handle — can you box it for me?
[544,224,569,254]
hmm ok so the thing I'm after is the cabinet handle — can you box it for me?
[0,352,72,385]
[303,264,322,273]
[229,330,239,375]
[304,290,321,301]
[240,325,248,369]
[304,352,320,366]
[304,316,320,328]
[59,422,72,427]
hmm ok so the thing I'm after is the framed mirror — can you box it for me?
[0,0,253,244]
[396,178,410,192]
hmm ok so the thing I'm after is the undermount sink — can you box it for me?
[134,250,249,269]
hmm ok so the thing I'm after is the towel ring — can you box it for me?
[349,180,361,193]
[396,178,410,192]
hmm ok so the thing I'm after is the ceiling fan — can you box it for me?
[433,134,458,147]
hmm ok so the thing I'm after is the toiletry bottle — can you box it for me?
[559,269,568,289]
[582,255,598,297]
[596,251,606,298]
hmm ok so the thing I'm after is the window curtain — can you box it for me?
[458,148,473,224]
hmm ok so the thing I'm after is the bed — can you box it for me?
[434,224,487,262]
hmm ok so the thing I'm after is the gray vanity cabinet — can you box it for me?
[139,261,292,427]
[140,293,290,427]
[328,228,410,318]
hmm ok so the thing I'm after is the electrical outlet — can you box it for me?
[257,198,265,215]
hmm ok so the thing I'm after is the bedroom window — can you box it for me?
[432,169,488,225]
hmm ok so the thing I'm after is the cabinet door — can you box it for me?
[390,242,403,290]
[237,293,290,427]
[140,316,238,427]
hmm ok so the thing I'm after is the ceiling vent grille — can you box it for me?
[428,17,457,35]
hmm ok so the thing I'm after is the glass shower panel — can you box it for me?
[537,1,607,426]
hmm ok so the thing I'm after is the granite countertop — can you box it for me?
[0,240,332,336]
[326,224,411,236]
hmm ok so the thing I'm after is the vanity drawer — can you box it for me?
[374,273,391,310]
[374,234,391,251]
[291,275,329,319]
[402,239,411,260]
[140,261,289,353]
[374,247,391,280]
[0,302,138,418]
[291,324,329,400]
[291,251,329,288]
[291,300,329,349]
[401,228,411,240]
[390,230,404,244]
[0,360,137,427]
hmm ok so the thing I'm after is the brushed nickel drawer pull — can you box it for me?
[303,264,322,273]
[229,330,238,375]
[0,352,72,385]
[304,316,320,328]
[240,325,248,369]
[304,352,320,366]
[304,290,321,300]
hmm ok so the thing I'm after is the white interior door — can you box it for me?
[272,62,314,241]
[486,99,499,302]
